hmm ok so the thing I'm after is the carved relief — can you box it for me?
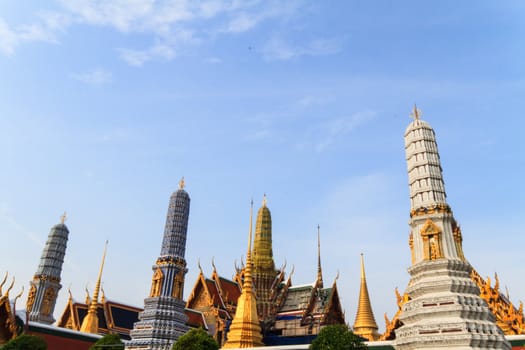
[452,224,465,260]
[408,232,415,264]
[150,268,163,297]
[172,270,184,299]
[41,287,56,315]
[26,285,36,312]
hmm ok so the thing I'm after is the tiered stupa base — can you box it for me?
[126,297,188,350]
[394,259,510,350]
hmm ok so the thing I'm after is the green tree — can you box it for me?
[1,334,47,350]
[171,328,219,350]
[310,324,368,350]
[89,333,124,350]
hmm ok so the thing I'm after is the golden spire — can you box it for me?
[222,200,264,348]
[410,104,422,120]
[317,225,323,289]
[179,176,185,190]
[60,212,67,224]
[262,193,267,207]
[353,253,379,341]
[80,241,108,334]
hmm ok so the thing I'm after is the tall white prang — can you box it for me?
[394,106,510,350]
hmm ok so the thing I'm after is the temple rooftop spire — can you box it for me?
[316,225,323,289]
[80,240,108,334]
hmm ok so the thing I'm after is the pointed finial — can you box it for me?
[92,240,109,305]
[262,193,267,207]
[60,212,67,224]
[6,277,15,296]
[248,199,254,252]
[179,177,185,189]
[198,258,203,273]
[360,253,366,279]
[410,104,422,120]
[0,271,8,294]
[211,257,217,272]
[317,225,323,288]
[68,287,73,301]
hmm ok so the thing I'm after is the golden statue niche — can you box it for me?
[420,219,443,260]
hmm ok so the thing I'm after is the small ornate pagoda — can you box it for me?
[222,201,264,348]
[393,106,510,349]
[353,254,379,341]
[126,178,191,350]
[26,214,70,324]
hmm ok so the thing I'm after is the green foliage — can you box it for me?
[1,334,47,350]
[310,324,368,350]
[171,328,219,350]
[89,333,124,350]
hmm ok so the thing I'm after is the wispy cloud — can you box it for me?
[0,16,62,56]
[314,110,376,153]
[262,36,343,61]
[71,68,113,85]
[0,1,306,62]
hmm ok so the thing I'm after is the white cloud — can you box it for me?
[0,1,305,61]
[263,36,343,61]
[0,16,62,56]
[71,68,113,85]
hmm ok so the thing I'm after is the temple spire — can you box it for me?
[395,107,510,349]
[222,200,263,348]
[127,180,191,349]
[27,215,70,324]
[80,240,108,334]
[252,194,279,324]
[352,253,379,341]
[316,225,323,289]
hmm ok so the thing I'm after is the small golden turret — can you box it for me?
[80,241,108,334]
[223,201,264,348]
[353,253,379,341]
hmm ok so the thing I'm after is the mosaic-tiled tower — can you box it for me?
[127,178,190,350]
[252,194,280,324]
[26,214,69,324]
[394,107,510,349]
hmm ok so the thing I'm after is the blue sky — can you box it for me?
[0,1,524,331]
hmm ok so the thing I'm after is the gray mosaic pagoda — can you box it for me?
[126,178,190,350]
[26,214,70,324]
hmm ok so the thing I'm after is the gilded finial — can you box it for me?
[211,257,217,272]
[6,277,15,296]
[360,253,366,279]
[262,193,267,207]
[410,104,422,120]
[317,225,323,288]
[0,271,8,295]
[60,212,67,224]
[198,259,203,274]
[179,177,185,190]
